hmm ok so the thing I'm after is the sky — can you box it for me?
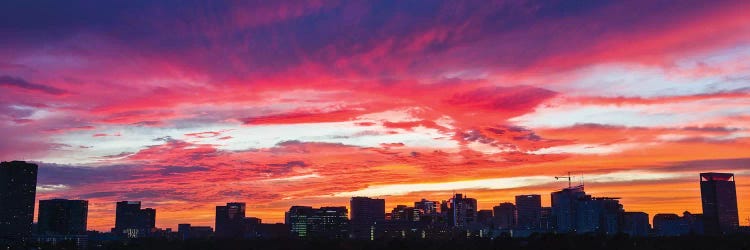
[1,0,749,231]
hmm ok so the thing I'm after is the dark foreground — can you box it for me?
[29,235,747,250]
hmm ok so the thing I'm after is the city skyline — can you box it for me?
[22,164,750,231]
[1,0,749,232]
[1,160,747,246]
[5,161,747,233]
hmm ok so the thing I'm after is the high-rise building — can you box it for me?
[414,199,438,215]
[113,201,156,237]
[390,205,422,222]
[477,210,493,225]
[551,185,586,233]
[622,212,649,237]
[37,199,88,235]
[575,197,622,234]
[215,202,247,238]
[448,194,477,228]
[700,172,739,235]
[492,203,516,229]
[286,206,314,238]
[515,195,541,230]
[0,161,38,241]
[286,206,349,239]
[539,207,553,231]
[350,197,385,239]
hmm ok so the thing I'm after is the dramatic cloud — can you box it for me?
[1,0,749,230]
[0,75,67,95]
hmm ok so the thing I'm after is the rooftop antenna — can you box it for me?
[580,174,585,187]
[555,172,573,188]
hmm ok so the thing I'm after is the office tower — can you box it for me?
[315,206,349,238]
[515,194,542,230]
[37,199,88,235]
[622,212,649,237]
[550,185,586,233]
[477,210,493,225]
[492,203,516,229]
[215,202,247,238]
[113,201,156,237]
[575,197,622,234]
[177,224,191,239]
[0,161,38,241]
[539,207,553,231]
[286,206,349,239]
[414,199,438,215]
[286,206,314,238]
[141,208,156,228]
[390,205,421,222]
[700,172,739,235]
[449,194,477,228]
[350,197,385,239]
[440,200,450,217]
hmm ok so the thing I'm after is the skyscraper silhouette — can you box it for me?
[551,185,586,233]
[515,195,541,230]
[286,206,349,239]
[350,197,385,239]
[492,202,516,229]
[215,202,247,238]
[449,194,477,228]
[700,172,739,234]
[37,199,89,235]
[0,161,38,241]
[113,201,156,237]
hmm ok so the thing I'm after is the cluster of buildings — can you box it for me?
[0,161,746,248]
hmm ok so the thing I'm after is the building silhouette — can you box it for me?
[700,172,739,235]
[37,199,88,235]
[622,212,649,237]
[215,202,247,238]
[414,199,438,215]
[35,199,89,249]
[492,203,516,229]
[575,197,622,234]
[477,209,493,225]
[448,194,477,228]
[286,206,349,239]
[652,212,703,236]
[113,201,156,237]
[539,207,553,231]
[551,185,586,233]
[653,213,681,236]
[390,205,421,222]
[350,197,385,239]
[515,195,542,230]
[0,161,38,241]
[177,224,213,239]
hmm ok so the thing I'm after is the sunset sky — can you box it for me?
[1,0,749,231]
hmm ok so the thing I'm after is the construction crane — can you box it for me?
[555,172,573,188]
